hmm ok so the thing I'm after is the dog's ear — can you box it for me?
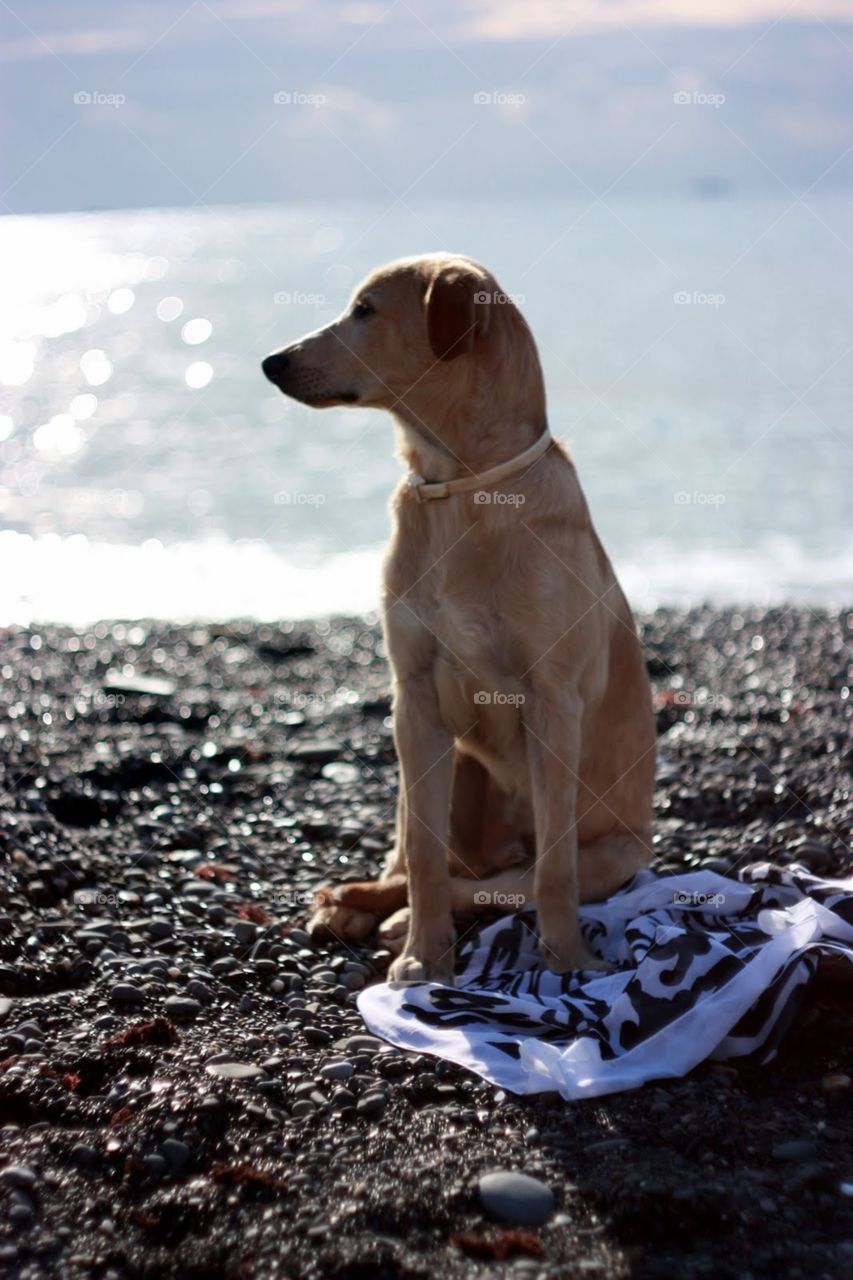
[425,266,491,361]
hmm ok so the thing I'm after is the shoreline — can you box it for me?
[0,606,851,1278]
[3,531,853,627]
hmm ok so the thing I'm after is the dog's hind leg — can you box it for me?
[447,832,648,915]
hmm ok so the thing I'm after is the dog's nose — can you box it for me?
[262,350,290,382]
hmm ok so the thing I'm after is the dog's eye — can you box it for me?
[352,299,374,320]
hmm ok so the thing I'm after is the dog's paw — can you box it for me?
[377,906,410,955]
[306,886,378,943]
[387,949,455,987]
[539,935,613,974]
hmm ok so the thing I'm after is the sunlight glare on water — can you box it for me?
[1,199,851,622]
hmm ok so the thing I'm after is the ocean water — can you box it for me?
[1,196,851,623]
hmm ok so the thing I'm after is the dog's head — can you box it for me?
[261,254,540,431]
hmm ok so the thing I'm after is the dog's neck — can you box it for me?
[392,409,547,483]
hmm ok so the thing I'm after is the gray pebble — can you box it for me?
[110,982,143,1004]
[321,761,360,784]
[164,996,202,1019]
[9,1198,34,1225]
[0,1165,37,1191]
[289,739,341,764]
[331,1087,357,1109]
[356,1092,388,1118]
[206,1062,265,1080]
[147,918,173,938]
[478,1170,555,1226]
[186,980,215,1003]
[304,1026,332,1046]
[160,1139,191,1172]
[319,1060,355,1081]
[336,1034,384,1055]
[772,1140,817,1162]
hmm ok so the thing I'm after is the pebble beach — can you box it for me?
[1,606,851,1279]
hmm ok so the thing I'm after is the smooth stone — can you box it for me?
[586,1137,631,1153]
[0,1165,37,1191]
[319,1061,355,1082]
[164,997,201,1019]
[356,1092,388,1118]
[478,1171,555,1226]
[304,1027,332,1046]
[288,739,342,764]
[186,980,215,1003]
[110,983,144,1004]
[160,1139,191,1172]
[147,919,173,939]
[103,672,176,697]
[772,1140,817,1162]
[321,762,360,784]
[206,1062,265,1080]
[335,1035,384,1055]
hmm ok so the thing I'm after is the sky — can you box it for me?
[2,1,853,213]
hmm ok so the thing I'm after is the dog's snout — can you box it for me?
[262,350,291,383]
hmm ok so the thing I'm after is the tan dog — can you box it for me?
[262,254,656,983]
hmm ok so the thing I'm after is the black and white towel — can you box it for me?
[358,864,853,1099]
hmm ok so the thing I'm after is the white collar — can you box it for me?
[407,427,552,503]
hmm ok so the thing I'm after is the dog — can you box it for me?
[262,253,656,984]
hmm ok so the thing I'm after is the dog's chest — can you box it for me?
[385,576,525,736]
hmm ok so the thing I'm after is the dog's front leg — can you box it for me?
[387,674,456,985]
[525,694,608,972]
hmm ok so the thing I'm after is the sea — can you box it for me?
[2,195,851,624]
